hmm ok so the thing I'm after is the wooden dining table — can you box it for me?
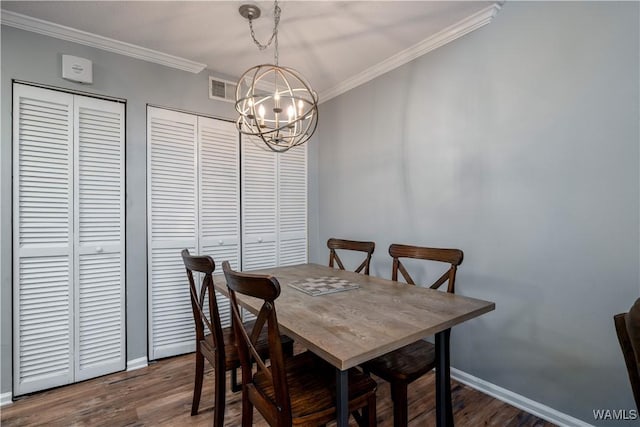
[214,263,495,427]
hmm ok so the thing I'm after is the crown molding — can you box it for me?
[0,10,207,74]
[319,3,502,104]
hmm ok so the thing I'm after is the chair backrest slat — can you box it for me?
[328,238,375,275]
[430,269,452,290]
[181,249,225,355]
[229,289,273,383]
[222,261,292,424]
[388,244,463,293]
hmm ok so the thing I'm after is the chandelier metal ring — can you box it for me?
[235,64,318,153]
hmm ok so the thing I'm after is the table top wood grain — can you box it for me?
[214,263,495,370]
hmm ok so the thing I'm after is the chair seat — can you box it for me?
[203,320,292,371]
[362,340,435,384]
[253,351,377,424]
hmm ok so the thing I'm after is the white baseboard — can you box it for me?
[451,368,593,427]
[1,391,13,406]
[126,357,148,371]
[0,360,148,406]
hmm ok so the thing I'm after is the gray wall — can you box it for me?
[2,1,639,425]
[309,1,639,425]
[1,25,236,394]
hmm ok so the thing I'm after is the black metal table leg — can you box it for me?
[336,368,349,426]
[435,328,453,427]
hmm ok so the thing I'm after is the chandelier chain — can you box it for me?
[247,0,281,64]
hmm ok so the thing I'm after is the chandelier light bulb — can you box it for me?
[258,104,266,127]
[274,91,281,112]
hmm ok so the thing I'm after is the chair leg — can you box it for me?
[231,367,241,392]
[390,382,408,427]
[368,393,377,427]
[283,338,294,357]
[351,395,377,427]
[213,362,226,427]
[351,410,364,426]
[191,351,204,416]
[242,390,253,427]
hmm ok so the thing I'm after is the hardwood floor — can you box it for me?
[1,352,555,426]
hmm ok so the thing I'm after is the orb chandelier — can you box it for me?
[235,0,319,153]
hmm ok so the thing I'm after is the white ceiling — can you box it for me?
[1,1,499,101]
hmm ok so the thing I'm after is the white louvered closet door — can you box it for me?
[74,96,125,381]
[198,117,239,328]
[241,142,308,270]
[278,145,308,266]
[13,84,75,395]
[147,107,198,359]
[13,84,125,396]
[241,141,278,271]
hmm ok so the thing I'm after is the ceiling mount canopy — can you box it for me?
[238,4,261,20]
[235,0,319,153]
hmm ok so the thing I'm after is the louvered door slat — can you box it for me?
[150,246,195,356]
[278,145,308,266]
[242,141,277,271]
[238,139,307,325]
[74,96,125,381]
[147,107,198,359]
[198,117,239,328]
[13,84,74,395]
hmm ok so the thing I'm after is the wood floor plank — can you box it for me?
[1,352,556,427]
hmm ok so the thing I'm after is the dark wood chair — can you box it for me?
[327,238,375,275]
[361,244,464,427]
[222,261,378,427]
[181,249,292,427]
[614,298,640,410]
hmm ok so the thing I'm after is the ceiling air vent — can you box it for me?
[209,76,236,103]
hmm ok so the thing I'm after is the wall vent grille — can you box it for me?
[209,77,236,103]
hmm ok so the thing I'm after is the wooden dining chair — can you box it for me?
[327,238,375,275]
[614,298,640,410]
[181,249,292,427]
[361,243,464,427]
[222,261,378,427]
